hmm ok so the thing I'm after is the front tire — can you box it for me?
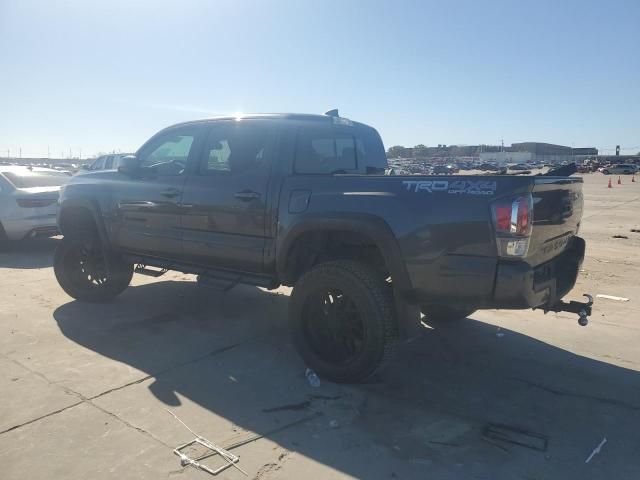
[421,305,476,322]
[289,260,398,383]
[54,235,133,303]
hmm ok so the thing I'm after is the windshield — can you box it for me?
[3,171,70,188]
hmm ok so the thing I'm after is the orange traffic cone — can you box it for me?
[618,176,622,184]
[608,178,612,188]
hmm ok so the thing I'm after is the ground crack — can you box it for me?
[511,377,640,412]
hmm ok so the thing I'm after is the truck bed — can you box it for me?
[279,174,584,309]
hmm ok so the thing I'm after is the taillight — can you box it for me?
[491,194,533,257]
[16,198,57,208]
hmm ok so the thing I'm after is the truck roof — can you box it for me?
[166,113,373,130]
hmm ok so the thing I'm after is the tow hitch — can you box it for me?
[545,294,593,326]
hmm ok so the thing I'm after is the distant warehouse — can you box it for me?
[480,142,597,164]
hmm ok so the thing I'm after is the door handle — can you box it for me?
[234,190,260,201]
[160,188,181,198]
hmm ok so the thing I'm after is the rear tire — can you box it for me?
[289,260,398,383]
[421,305,476,322]
[54,234,133,303]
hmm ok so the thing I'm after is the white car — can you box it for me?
[601,164,639,175]
[0,166,70,246]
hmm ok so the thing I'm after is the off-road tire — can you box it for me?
[54,234,133,303]
[289,260,398,383]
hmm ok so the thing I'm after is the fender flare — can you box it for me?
[58,198,111,248]
[276,213,411,292]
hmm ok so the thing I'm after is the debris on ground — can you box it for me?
[166,409,248,476]
[174,437,245,476]
[630,229,640,233]
[585,437,607,463]
[329,419,340,429]
[596,294,629,302]
[305,368,321,387]
[482,423,548,451]
[612,235,628,239]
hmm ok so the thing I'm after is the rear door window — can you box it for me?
[198,122,275,175]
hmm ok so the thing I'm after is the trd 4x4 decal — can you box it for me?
[402,180,497,195]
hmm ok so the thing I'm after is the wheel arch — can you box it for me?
[277,213,411,291]
[58,199,110,248]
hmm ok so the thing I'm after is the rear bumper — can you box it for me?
[493,236,585,309]
[403,236,585,310]
[2,216,59,240]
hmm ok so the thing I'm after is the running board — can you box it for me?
[124,254,278,289]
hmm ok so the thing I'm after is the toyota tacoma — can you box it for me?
[54,111,592,382]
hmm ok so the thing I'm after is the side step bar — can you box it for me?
[134,264,169,277]
[125,254,278,290]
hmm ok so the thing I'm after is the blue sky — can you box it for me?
[1,0,638,158]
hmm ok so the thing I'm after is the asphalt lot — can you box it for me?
[1,173,639,480]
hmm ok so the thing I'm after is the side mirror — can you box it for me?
[117,155,139,176]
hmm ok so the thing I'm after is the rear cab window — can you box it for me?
[294,123,387,175]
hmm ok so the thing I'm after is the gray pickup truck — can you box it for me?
[54,111,592,382]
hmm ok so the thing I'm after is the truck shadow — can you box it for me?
[0,236,59,269]
[53,280,640,479]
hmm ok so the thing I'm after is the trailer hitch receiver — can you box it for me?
[545,294,593,326]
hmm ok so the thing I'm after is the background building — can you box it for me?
[479,143,597,164]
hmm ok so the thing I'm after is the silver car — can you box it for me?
[601,164,639,175]
[0,166,70,244]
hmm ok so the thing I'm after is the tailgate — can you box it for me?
[528,177,583,266]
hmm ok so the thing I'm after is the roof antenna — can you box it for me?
[324,109,339,117]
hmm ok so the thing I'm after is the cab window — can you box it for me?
[137,126,200,176]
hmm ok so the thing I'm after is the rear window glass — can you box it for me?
[295,126,358,174]
[294,124,387,174]
[3,171,70,188]
[356,127,387,173]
